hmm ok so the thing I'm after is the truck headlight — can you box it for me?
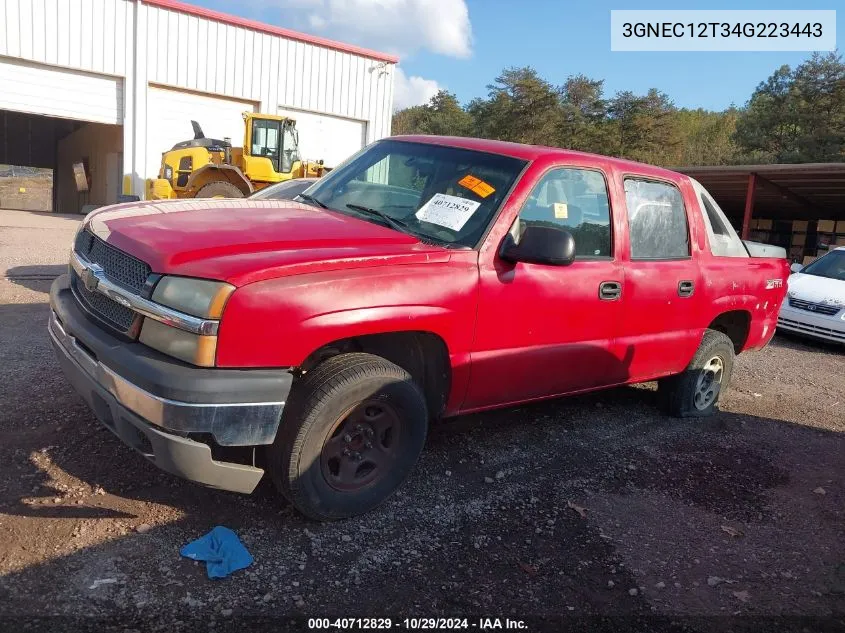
[151,277,235,319]
[139,277,235,366]
[139,319,217,367]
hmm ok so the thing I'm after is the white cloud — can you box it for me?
[266,0,473,59]
[393,67,440,110]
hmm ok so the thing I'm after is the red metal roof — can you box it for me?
[678,163,845,221]
[142,0,400,64]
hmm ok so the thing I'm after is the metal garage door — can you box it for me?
[278,108,367,169]
[0,58,122,124]
[146,86,257,179]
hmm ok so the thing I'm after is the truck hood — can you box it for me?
[787,272,845,306]
[85,199,451,286]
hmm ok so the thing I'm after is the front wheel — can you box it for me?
[266,353,428,521]
[658,330,735,417]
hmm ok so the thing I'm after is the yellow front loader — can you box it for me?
[149,112,328,200]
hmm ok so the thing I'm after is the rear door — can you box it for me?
[613,173,704,380]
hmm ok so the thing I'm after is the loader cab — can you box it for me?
[243,113,301,178]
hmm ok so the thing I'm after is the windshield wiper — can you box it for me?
[345,204,415,233]
[345,203,458,248]
[296,193,329,209]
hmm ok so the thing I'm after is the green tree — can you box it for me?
[391,90,473,137]
[471,67,562,145]
[392,104,429,136]
[672,108,739,166]
[390,58,844,168]
[791,52,845,161]
[558,74,610,153]
[606,89,680,164]
[734,64,800,162]
[734,52,845,163]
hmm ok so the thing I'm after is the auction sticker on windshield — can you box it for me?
[458,174,496,198]
[415,193,481,231]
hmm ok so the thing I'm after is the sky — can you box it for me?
[198,0,842,112]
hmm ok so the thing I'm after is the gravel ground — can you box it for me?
[1,209,843,632]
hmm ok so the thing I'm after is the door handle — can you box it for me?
[678,280,695,297]
[599,281,622,301]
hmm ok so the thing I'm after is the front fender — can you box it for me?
[215,260,479,370]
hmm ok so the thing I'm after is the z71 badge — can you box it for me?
[765,279,784,289]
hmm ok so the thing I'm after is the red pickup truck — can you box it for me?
[49,136,789,520]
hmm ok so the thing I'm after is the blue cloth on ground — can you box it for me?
[180,526,253,579]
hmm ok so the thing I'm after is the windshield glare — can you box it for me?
[801,249,845,281]
[302,140,527,247]
[250,178,315,200]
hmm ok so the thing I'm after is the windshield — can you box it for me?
[801,249,845,281]
[301,140,527,247]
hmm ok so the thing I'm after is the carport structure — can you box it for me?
[679,163,845,239]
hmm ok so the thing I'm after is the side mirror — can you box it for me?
[790,262,803,274]
[499,224,576,266]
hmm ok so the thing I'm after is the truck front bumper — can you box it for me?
[48,274,293,493]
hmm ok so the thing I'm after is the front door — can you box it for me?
[463,165,626,412]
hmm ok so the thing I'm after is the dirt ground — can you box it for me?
[0,173,53,212]
[1,209,843,632]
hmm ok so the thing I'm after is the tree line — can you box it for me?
[392,52,845,167]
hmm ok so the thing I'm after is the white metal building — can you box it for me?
[0,0,397,213]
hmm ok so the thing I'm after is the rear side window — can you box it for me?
[691,179,748,258]
[624,178,690,260]
[518,167,612,258]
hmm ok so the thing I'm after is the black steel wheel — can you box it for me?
[320,400,402,492]
[266,353,428,521]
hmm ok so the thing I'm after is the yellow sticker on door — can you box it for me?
[554,202,568,219]
[458,174,496,198]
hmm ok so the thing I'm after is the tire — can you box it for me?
[195,181,244,199]
[266,353,428,521]
[658,329,735,418]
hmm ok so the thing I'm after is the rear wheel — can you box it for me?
[195,181,244,199]
[658,329,735,417]
[266,353,428,521]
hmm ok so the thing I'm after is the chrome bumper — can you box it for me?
[777,306,845,344]
[49,310,284,493]
[48,310,285,435]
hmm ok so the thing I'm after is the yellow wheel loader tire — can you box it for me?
[195,181,245,199]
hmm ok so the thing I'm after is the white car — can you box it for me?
[777,246,845,344]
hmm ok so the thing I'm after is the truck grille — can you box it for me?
[73,228,152,334]
[788,297,841,316]
[71,270,137,331]
[74,229,151,293]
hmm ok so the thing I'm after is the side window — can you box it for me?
[518,167,612,258]
[694,182,748,258]
[624,178,690,259]
[701,194,729,236]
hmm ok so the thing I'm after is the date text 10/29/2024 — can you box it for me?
[308,618,528,630]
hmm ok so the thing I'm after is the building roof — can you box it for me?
[143,0,399,64]
[678,163,845,222]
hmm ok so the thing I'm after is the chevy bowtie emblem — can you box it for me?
[81,264,103,293]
